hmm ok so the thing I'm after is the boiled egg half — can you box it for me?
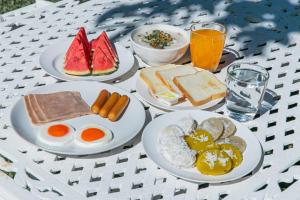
[75,124,112,146]
[38,123,74,146]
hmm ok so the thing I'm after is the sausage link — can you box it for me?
[99,92,120,118]
[108,95,129,122]
[91,89,110,114]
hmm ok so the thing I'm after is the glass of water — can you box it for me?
[226,63,269,122]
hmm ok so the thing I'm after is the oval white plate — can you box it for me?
[39,39,134,82]
[10,81,146,155]
[136,77,224,111]
[142,110,262,183]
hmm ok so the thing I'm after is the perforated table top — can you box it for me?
[1,0,300,199]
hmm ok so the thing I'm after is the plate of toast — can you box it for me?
[137,64,226,111]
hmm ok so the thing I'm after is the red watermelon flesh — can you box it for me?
[102,32,119,62]
[64,28,91,75]
[90,33,116,65]
[92,44,117,75]
[78,27,90,49]
[97,35,117,66]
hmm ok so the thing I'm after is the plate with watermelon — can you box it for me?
[40,27,135,82]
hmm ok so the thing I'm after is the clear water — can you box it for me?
[226,68,268,122]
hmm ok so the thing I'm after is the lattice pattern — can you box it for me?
[1,0,300,199]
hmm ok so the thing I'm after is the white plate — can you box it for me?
[142,110,262,183]
[39,39,134,82]
[136,77,224,111]
[10,81,146,155]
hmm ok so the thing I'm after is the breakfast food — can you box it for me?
[64,28,91,75]
[173,70,226,106]
[133,29,186,49]
[140,63,226,107]
[218,117,236,138]
[24,91,91,125]
[76,125,112,145]
[184,129,217,153]
[198,118,224,141]
[38,123,74,146]
[91,32,118,75]
[159,125,196,168]
[143,30,173,49]
[108,95,130,122]
[91,90,110,114]
[92,31,119,62]
[196,149,232,175]
[156,65,198,99]
[217,136,247,153]
[177,116,197,135]
[140,64,180,105]
[91,90,130,121]
[219,144,243,167]
[64,27,119,76]
[159,117,246,176]
[99,92,120,118]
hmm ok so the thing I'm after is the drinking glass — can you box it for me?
[226,63,269,122]
[190,22,226,72]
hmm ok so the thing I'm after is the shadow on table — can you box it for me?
[255,89,279,119]
[94,0,298,57]
[104,56,139,84]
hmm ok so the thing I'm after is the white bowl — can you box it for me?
[130,24,189,66]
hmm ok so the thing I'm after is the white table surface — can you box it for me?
[0,0,300,199]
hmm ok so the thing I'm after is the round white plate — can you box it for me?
[136,77,225,111]
[39,39,134,82]
[10,81,146,155]
[142,110,262,183]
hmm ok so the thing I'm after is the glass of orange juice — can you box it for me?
[190,22,226,72]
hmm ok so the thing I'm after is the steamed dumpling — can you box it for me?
[177,116,198,135]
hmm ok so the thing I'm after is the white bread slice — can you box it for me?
[140,64,177,94]
[173,71,226,106]
[156,65,198,95]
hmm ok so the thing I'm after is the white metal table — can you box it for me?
[0,0,300,199]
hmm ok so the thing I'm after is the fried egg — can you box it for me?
[75,124,112,146]
[38,123,74,146]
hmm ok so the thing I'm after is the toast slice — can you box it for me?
[173,71,226,106]
[156,65,198,96]
[140,64,177,94]
[140,64,183,105]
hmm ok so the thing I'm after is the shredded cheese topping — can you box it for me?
[192,134,208,142]
[218,157,229,167]
[204,152,217,169]
[223,149,233,158]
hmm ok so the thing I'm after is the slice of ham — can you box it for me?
[24,91,92,125]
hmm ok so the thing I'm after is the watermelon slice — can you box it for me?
[90,32,119,63]
[92,36,117,75]
[90,32,117,65]
[64,27,91,75]
[101,32,119,62]
[92,46,117,75]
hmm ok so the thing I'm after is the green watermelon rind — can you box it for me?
[64,69,91,76]
[91,67,118,75]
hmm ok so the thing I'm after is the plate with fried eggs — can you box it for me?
[10,81,146,155]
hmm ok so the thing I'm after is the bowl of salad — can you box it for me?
[130,24,189,66]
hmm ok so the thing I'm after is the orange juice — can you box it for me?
[190,27,225,72]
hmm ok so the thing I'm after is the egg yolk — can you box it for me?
[81,128,105,142]
[48,124,69,137]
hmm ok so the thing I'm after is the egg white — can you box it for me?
[75,124,113,146]
[38,123,74,146]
